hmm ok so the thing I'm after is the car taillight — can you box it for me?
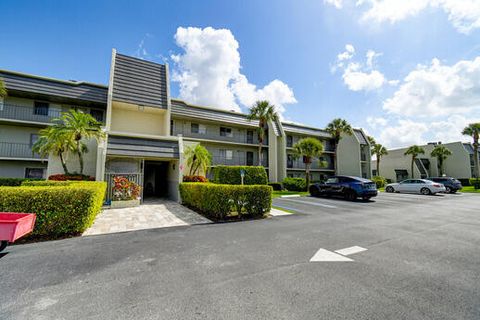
[433,184,442,187]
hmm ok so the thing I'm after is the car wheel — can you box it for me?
[345,190,357,201]
[0,241,7,252]
[309,185,320,197]
[385,186,394,193]
[445,186,452,193]
[420,187,431,195]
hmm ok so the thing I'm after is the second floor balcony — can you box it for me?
[211,155,268,167]
[0,142,46,160]
[0,103,61,124]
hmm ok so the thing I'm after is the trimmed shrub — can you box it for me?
[371,176,387,188]
[48,174,95,181]
[213,166,268,185]
[282,177,307,191]
[22,180,73,187]
[183,175,209,183]
[458,178,470,186]
[0,178,42,187]
[470,178,480,189]
[179,182,272,220]
[268,182,283,191]
[0,182,107,238]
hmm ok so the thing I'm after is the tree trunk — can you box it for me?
[439,158,443,176]
[474,139,479,178]
[376,157,380,177]
[258,143,263,166]
[76,140,84,175]
[59,152,69,175]
[305,162,311,190]
[411,157,415,179]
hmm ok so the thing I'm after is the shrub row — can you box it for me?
[48,174,95,181]
[371,176,387,188]
[179,182,272,220]
[213,166,268,185]
[0,178,43,187]
[470,178,480,189]
[282,177,307,191]
[183,175,208,183]
[0,181,107,238]
[22,180,74,187]
[268,182,283,191]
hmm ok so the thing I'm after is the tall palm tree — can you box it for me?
[372,143,388,176]
[292,137,325,188]
[247,100,279,166]
[325,118,354,173]
[32,126,75,175]
[0,78,7,98]
[60,109,105,174]
[367,135,376,146]
[462,123,480,178]
[430,145,452,176]
[184,144,212,176]
[404,145,425,179]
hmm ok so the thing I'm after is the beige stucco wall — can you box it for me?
[110,102,168,136]
[47,138,98,178]
[336,133,362,176]
[0,124,42,144]
[0,160,47,178]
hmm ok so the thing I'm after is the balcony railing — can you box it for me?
[211,156,268,167]
[172,127,267,145]
[0,142,46,159]
[0,103,62,124]
[287,160,334,170]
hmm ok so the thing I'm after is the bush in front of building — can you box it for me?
[0,178,43,186]
[282,177,307,191]
[183,175,209,183]
[22,180,74,187]
[268,182,283,191]
[470,178,480,189]
[212,166,268,185]
[179,182,272,220]
[371,176,387,188]
[48,174,95,181]
[0,181,106,238]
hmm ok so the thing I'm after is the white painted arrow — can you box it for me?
[310,248,354,262]
[335,246,367,256]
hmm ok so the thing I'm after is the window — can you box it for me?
[246,151,254,166]
[287,135,293,147]
[191,123,206,134]
[170,120,174,135]
[287,154,294,168]
[34,101,49,116]
[220,127,233,137]
[247,130,254,144]
[90,109,104,122]
[25,168,45,179]
[30,134,39,147]
[226,150,233,160]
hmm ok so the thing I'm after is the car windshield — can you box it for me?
[326,178,338,184]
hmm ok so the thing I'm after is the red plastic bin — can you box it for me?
[0,213,36,247]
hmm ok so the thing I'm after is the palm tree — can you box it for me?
[430,145,452,176]
[184,144,212,176]
[247,100,279,166]
[32,126,75,174]
[292,137,325,188]
[372,143,388,176]
[462,123,480,178]
[325,118,354,173]
[0,78,7,98]
[60,109,105,174]
[404,145,425,179]
[367,135,376,146]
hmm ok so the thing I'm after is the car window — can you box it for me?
[416,180,426,184]
[401,180,412,184]
[338,177,354,183]
[431,178,440,182]
[326,178,338,184]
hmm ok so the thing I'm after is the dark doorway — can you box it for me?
[143,161,169,198]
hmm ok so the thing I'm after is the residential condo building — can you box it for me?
[372,141,479,182]
[0,50,372,201]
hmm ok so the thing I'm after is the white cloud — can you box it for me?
[334,45,388,91]
[171,27,297,115]
[378,119,429,147]
[325,0,480,34]
[383,56,480,117]
[367,116,388,128]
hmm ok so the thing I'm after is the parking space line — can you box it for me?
[310,248,353,262]
[281,198,337,208]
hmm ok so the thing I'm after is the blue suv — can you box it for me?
[309,176,378,201]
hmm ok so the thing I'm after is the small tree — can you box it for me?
[462,123,480,178]
[292,137,325,188]
[325,118,354,174]
[247,100,279,166]
[404,145,425,179]
[184,144,212,176]
[32,126,75,175]
[0,78,7,98]
[60,109,105,174]
[430,145,452,176]
[372,143,388,176]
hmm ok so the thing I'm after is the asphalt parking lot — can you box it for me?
[1,192,479,319]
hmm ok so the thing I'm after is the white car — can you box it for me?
[385,179,446,195]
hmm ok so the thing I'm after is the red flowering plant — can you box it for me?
[112,176,141,201]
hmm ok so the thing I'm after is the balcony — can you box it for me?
[0,142,46,160]
[0,103,62,124]
[211,155,268,167]
[172,127,267,146]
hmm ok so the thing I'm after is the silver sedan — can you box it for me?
[385,179,446,195]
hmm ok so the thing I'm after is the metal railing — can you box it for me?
[0,103,62,123]
[0,142,46,159]
[104,172,143,202]
[210,156,268,167]
[172,127,268,145]
[287,159,334,170]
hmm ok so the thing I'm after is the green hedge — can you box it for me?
[268,182,283,191]
[213,166,268,185]
[282,177,307,191]
[0,182,106,238]
[0,178,43,187]
[22,180,74,187]
[179,182,272,220]
[371,176,387,188]
[470,178,480,189]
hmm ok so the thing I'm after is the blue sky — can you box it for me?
[1,0,479,148]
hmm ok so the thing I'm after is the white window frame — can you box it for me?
[226,150,233,160]
[25,167,45,179]
[220,127,233,138]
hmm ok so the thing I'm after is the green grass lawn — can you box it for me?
[460,186,480,193]
[272,190,309,198]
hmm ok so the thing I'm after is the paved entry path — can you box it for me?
[83,199,211,236]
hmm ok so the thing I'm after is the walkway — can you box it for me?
[83,199,211,236]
